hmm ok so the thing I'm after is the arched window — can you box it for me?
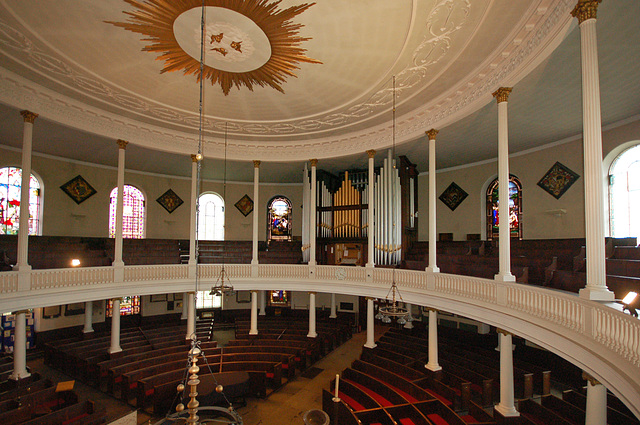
[195,291,222,309]
[109,185,145,238]
[198,192,225,240]
[0,166,42,235]
[267,196,292,242]
[609,144,640,240]
[486,175,522,240]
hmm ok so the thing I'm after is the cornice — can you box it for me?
[0,0,573,161]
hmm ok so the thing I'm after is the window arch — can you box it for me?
[609,144,640,240]
[0,166,42,235]
[198,192,224,240]
[267,196,292,242]
[109,185,145,238]
[486,175,522,240]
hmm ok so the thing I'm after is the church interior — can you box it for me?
[0,0,639,424]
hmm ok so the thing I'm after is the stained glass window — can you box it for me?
[106,296,140,317]
[269,290,290,305]
[109,185,145,238]
[267,196,292,242]
[609,144,640,240]
[195,291,222,309]
[486,175,522,240]
[197,192,224,240]
[0,167,41,235]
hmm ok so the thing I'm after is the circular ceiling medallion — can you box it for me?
[107,0,321,95]
[173,6,271,73]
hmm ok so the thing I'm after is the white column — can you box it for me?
[83,301,94,334]
[9,311,30,380]
[307,292,317,338]
[309,159,318,266]
[492,88,516,282]
[572,1,614,301]
[364,297,376,349]
[109,299,122,354]
[425,309,441,371]
[252,161,260,265]
[403,303,414,329]
[583,372,607,425]
[425,129,440,273]
[181,293,188,320]
[14,111,37,272]
[259,290,266,316]
[250,291,259,335]
[330,293,337,319]
[188,154,200,267]
[186,292,196,340]
[495,330,519,417]
[366,150,376,267]
[113,140,128,268]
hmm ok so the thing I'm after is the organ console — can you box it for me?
[302,153,418,266]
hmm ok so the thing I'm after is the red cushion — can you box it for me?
[400,419,416,425]
[460,415,478,423]
[145,388,155,396]
[347,380,393,407]
[266,372,274,378]
[339,392,365,411]
[427,414,449,425]
[130,382,137,389]
[62,413,89,425]
[424,388,452,406]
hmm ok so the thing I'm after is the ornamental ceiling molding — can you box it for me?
[0,0,573,161]
[106,0,321,95]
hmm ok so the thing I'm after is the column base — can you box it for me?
[579,286,615,301]
[494,272,516,282]
[363,343,377,349]
[425,363,442,372]
[251,259,259,265]
[259,312,266,316]
[249,330,258,335]
[307,332,317,338]
[329,314,337,319]
[109,346,123,354]
[425,266,440,273]
[8,370,31,381]
[83,328,94,334]
[494,403,520,417]
[12,264,31,272]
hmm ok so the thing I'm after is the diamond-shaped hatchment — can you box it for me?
[439,182,468,211]
[156,189,184,213]
[60,175,97,204]
[537,162,580,199]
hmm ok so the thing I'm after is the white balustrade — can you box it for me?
[0,271,18,293]
[124,264,188,282]
[31,266,114,290]
[1,261,639,417]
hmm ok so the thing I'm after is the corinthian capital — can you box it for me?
[116,139,129,150]
[492,87,513,103]
[425,129,439,140]
[20,110,38,123]
[571,0,602,24]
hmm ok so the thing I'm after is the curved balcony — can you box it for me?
[1,263,639,418]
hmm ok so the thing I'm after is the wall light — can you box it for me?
[621,291,638,317]
[71,259,81,267]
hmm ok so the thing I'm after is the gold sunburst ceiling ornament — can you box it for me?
[108,0,321,95]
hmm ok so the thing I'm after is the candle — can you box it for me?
[334,374,340,398]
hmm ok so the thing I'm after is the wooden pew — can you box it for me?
[0,389,78,425]
[144,371,251,414]
[540,394,585,424]
[223,344,306,371]
[341,368,408,407]
[21,400,105,425]
[321,389,360,425]
[351,359,432,403]
[0,378,52,402]
[384,404,432,425]
[98,342,218,392]
[438,358,494,408]
[353,407,396,425]
[562,389,640,425]
[220,352,296,379]
[226,338,320,363]
[413,399,493,425]
[518,398,573,425]
[329,377,380,411]
[0,373,40,393]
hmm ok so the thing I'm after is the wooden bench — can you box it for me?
[0,388,78,425]
[351,359,432,403]
[342,368,408,407]
[223,344,306,371]
[22,400,105,425]
[562,389,640,425]
[518,398,574,425]
[0,378,52,402]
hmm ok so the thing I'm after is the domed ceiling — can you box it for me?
[0,0,638,181]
